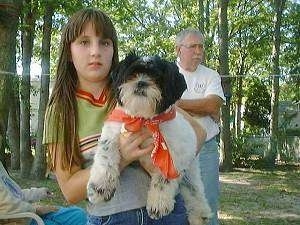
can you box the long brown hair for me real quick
[46,8,118,171]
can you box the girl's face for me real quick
[70,21,114,90]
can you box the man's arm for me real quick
[22,187,52,203]
[0,163,34,214]
[176,94,223,122]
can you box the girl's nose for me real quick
[90,42,101,56]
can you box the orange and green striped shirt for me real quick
[43,89,109,164]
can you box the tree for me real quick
[218,0,232,171]
[7,74,20,169]
[31,0,54,179]
[198,0,205,34]
[227,1,272,137]
[280,1,300,103]
[265,0,286,169]
[0,0,21,168]
[243,77,271,132]
[20,0,37,177]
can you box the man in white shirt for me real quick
[175,28,225,225]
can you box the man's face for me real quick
[177,33,204,72]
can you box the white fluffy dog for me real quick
[87,52,211,225]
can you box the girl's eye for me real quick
[100,39,112,47]
[80,39,89,45]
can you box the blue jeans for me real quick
[30,206,87,225]
[198,137,220,225]
[87,194,188,225]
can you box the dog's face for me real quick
[110,52,187,118]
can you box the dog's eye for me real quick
[130,73,140,80]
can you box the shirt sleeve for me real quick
[0,164,35,215]
[204,71,225,101]
[43,106,62,144]
[22,187,49,203]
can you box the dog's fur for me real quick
[87,52,211,225]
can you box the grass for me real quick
[219,166,300,225]
[10,165,300,225]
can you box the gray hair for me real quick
[175,28,204,46]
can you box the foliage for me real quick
[243,77,271,131]
[279,75,300,102]
[232,134,265,168]
[14,0,299,98]
[228,0,273,77]
[87,0,203,60]
[280,1,300,76]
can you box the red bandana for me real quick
[107,107,179,179]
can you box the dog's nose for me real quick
[137,81,148,88]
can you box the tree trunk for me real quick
[265,0,286,169]
[7,75,20,170]
[0,0,21,169]
[235,76,243,137]
[198,0,205,34]
[218,0,232,172]
[204,0,210,34]
[235,39,246,138]
[31,4,54,179]
[20,0,36,178]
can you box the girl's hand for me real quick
[119,130,153,171]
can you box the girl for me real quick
[44,8,204,225]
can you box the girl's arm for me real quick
[49,143,90,204]
[49,132,153,204]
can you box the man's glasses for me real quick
[181,43,204,50]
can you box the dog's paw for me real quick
[200,208,212,222]
[188,213,211,225]
[87,181,116,203]
[187,202,212,225]
[146,194,175,219]
[87,172,118,203]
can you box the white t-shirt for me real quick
[178,64,225,141]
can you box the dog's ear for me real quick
[168,62,187,100]
[158,60,187,112]
[111,51,139,83]
[110,51,140,104]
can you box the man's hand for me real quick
[210,112,221,123]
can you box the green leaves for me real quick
[243,77,271,130]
